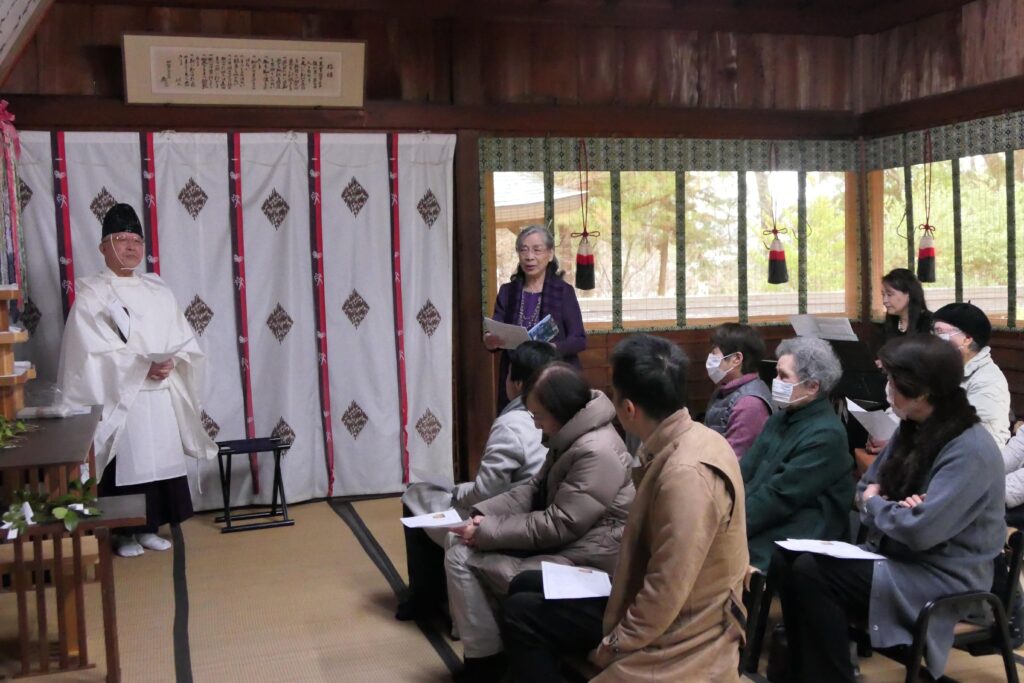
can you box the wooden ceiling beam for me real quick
[2,94,859,139]
[50,0,968,37]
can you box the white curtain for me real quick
[153,132,248,509]
[398,134,455,483]
[18,130,455,508]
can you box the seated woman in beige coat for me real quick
[445,362,635,682]
[500,334,749,683]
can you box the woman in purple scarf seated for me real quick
[484,225,587,408]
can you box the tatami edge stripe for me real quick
[172,524,193,683]
[327,499,462,674]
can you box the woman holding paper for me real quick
[484,225,586,408]
[772,334,1005,682]
[444,363,633,681]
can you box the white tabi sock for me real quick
[136,533,172,551]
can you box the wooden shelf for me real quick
[0,364,35,387]
[0,328,29,344]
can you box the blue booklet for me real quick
[528,315,559,343]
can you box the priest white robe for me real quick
[58,269,217,488]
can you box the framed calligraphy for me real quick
[122,34,366,108]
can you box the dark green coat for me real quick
[740,397,854,569]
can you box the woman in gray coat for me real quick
[773,334,1006,681]
[445,362,634,682]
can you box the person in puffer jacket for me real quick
[445,362,634,682]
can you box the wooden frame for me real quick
[122,33,365,108]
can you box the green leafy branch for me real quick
[2,478,100,536]
[0,416,36,448]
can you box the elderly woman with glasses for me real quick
[484,224,586,408]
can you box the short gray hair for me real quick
[776,337,842,396]
[515,224,555,252]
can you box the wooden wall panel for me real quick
[481,22,532,104]
[961,0,1024,87]
[697,32,738,108]
[528,23,579,106]
[654,29,699,107]
[576,25,618,106]
[617,27,659,106]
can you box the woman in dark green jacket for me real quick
[741,336,855,570]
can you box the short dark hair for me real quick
[522,362,591,426]
[610,334,688,422]
[508,341,560,384]
[709,323,766,374]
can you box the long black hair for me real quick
[875,335,978,500]
[882,268,932,337]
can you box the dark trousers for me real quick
[499,570,607,683]
[773,549,874,683]
[98,457,193,534]
[401,504,447,611]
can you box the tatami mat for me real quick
[3,496,1021,682]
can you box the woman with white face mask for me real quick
[739,336,853,570]
[703,323,774,460]
[772,334,1005,682]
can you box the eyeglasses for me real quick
[517,246,550,256]
[108,234,144,246]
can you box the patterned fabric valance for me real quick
[480,137,858,173]
[865,110,1024,170]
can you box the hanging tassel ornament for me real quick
[572,139,599,290]
[766,227,790,284]
[917,225,936,283]
[916,131,937,283]
[762,143,789,285]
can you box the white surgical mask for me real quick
[705,353,735,385]
[884,381,895,406]
[936,333,951,342]
[771,378,806,408]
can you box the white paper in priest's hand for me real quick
[410,467,454,491]
[776,539,886,561]
[400,508,467,529]
[541,561,612,600]
[483,318,531,350]
[845,398,900,442]
[145,339,191,364]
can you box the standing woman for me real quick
[485,225,586,407]
[880,267,933,342]
[773,334,1006,682]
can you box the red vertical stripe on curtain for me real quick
[387,133,410,484]
[227,132,260,494]
[51,131,75,317]
[140,132,160,275]
[307,133,336,496]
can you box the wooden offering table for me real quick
[1,495,145,682]
[0,405,101,504]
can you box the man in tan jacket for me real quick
[500,334,749,682]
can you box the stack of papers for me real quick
[845,398,900,442]
[790,315,859,342]
[400,509,468,529]
[776,539,886,561]
[541,561,612,599]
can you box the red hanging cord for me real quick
[571,139,599,240]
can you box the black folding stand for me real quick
[215,436,295,533]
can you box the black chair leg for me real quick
[991,599,1021,683]
[746,572,777,673]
